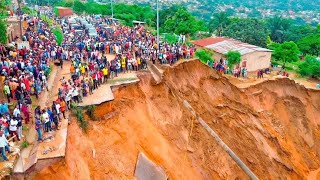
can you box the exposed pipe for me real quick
[182,100,259,180]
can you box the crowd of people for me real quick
[210,58,248,78]
[0,12,196,161]
[0,9,200,161]
[0,14,60,161]
[52,15,196,102]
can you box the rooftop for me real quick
[193,37,272,55]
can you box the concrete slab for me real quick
[13,117,69,173]
[13,144,38,173]
[78,84,114,107]
[135,152,167,180]
[37,118,69,159]
[79,72,139,107]
[0,143,20,177]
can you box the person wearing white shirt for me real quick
[55,102,61,115]
[0,131,11,161]
[72,87,79,103]
[13,106,20,117]
[65,91,72,110]
[9,118,20,141]
[41,110,51,132]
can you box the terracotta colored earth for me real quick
[22,60,320,179]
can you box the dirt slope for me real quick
[31,60,320,179]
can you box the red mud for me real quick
[28,60,320,179]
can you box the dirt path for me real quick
[13,61,71,173]
[26,64,59,143]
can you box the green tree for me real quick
[297,34,320,56]
[73,0,86,13]
[267,42,281,60]
[271,41,300,68]
[284,25,317,42]
[195,49,213,65]
[226,51,241,68]
[298,55,320,78]
[52,28,63,45]
[267,16,292,43]
[208,12,230,36]
[0,20,7,44]
[163,8,206,35]
[266,36,272,46]
[163,33,178,45]
[222,18,269,47]
[0,0,8,44]
[159,5,181,28]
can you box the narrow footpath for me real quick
[13,61,70,174]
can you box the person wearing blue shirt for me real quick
[0,101,9,115]
[47,107,53,131]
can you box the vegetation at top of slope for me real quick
[226,51,241,69]
[298,55,320,78]
[161,7,207,36]
[196,49,214,65]
[0,0,9,44]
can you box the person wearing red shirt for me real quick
[99,70,103,85]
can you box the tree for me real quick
[0,0,8,44]
[226,51,241,68]
[163,8,206,36]
[222,18,269,47]
[271,41,300,68]
[298,55,320,78]
[283,25,317,42]
[208,12,230,36]
[195,49,213,65]
[0,20,6,44]
[267,42,281,60]
[52,28,63,45]
[297,34,320,56]
[266,36,272,46]
[163,33,178,45]
[267,16,292,43]
[73,0,86,13]
[159,5,181,28]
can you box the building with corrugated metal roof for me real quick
[193,37,272,71]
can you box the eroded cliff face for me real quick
[31,60,320,180]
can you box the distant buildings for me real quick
[193,37,272,71]
[110,0,320,25]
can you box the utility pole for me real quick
[111,0,114,19]
[156,0,159,50]
[17,0,23,40]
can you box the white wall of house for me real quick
[195,46,272,72]
[241,51,272,71]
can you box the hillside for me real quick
[24,60,320,179]
[108,0,320,24]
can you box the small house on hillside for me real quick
[193,37,272,71]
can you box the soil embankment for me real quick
[28,60,320,179]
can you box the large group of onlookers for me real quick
[0,13,58,161]
[0,10,199,161]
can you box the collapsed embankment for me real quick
[26,60,320,179]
